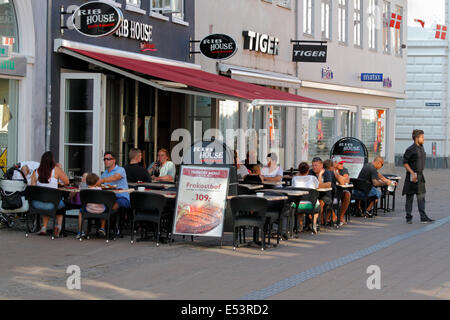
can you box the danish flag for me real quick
[390,13,402,29]
[435,25,447,40]
[414,19,425,28]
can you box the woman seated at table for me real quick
[291,162,320,234]
[261,153,283,183]
[243,164,264,183]
[76,173,119,239]
[234,151,250,179]
[148,148,176,183]
[31,151,69,237]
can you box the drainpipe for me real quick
[45,0,52,152]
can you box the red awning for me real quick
[63,47,333,106]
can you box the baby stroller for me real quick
[0,166,29,228]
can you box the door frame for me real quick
[59,72,106,175]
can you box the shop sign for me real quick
[243,30,279,55]
[361,73,383,82]
[293,44,327,62]
[0,56,26,77]
[383,77,392,88]
[173,166,230,238]
[72,1,123,38]
[321,67,334,79]
[199,34,237,60]
[330,137,368,179]
[425,102,441,107]
[115,19,153,43]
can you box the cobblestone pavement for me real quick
[0,168,449,300]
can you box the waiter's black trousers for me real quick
[405,193,427,220]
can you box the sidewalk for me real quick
[0,168,449,300]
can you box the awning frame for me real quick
[57,43,345,111]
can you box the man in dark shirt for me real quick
[124,148,151,183]
[402,129,434,224]
[355,157,393,217]
[309,157,333,225]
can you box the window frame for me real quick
[382,0,391,54]
[321,0,332,40]
[303,0,314,36]
[353,0,362,47]
[368,0,377,51]
[338,0,348,44]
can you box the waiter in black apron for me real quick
[402,129,434,224]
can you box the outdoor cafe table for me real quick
[238,183,264,191]
[128,182,176,190]
[58,187,135,194]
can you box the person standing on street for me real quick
[403,129,434,224]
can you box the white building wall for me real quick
[395,1,450,167]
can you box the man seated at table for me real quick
[124,148,151,183]
[331,160,351,226]
[261,153,283,183]
[148,149,176,183]
[354,156,393,217]
[96,151,130,209]
[309,157,333,225]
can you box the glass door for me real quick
[60,73,105,177]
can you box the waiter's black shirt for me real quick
[124,163,151,183]
[403,143,426,172]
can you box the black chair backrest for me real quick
[260,191,286,212]
[80,189,117,213]
[237,185,255,195]
[27,186,62,209]
[230,196,268,220]
[284,187,320,207]
[130,192,167,214]
[243,175,263,184]
[350,178,372,195]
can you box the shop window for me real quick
[0,79,18,175]
[219,100,239,139]
[361,109,386,160]
[0,0,19,53]
[307,110,335,161]
[186,95,212,138]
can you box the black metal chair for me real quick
[287,187,320,235]
[26,186,64,239]
[130,192,167,246]
[350,178,377,218]
[243,175,263,185]
[79,189,118,243]
[237,185,256,195]
[261,191,286,246]
[230,196,268,251]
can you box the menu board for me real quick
[331,155,365,179]
[173,166,230,238]
[330,137,368,179]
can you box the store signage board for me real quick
[72,1,123,38]
[173,166,230,238]
[330,137,369,179]
[243,30,279,55]
[0,56,27,77]
[361,73,383,82]
[425,102,441,107]
[200,34,237,60]
[293,44,327,63]
[183,140,234,165]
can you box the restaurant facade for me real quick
[195,0,408,169]
[0,0,46,172]
[50,0,197,175]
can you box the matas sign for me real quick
[293,44,327,63]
